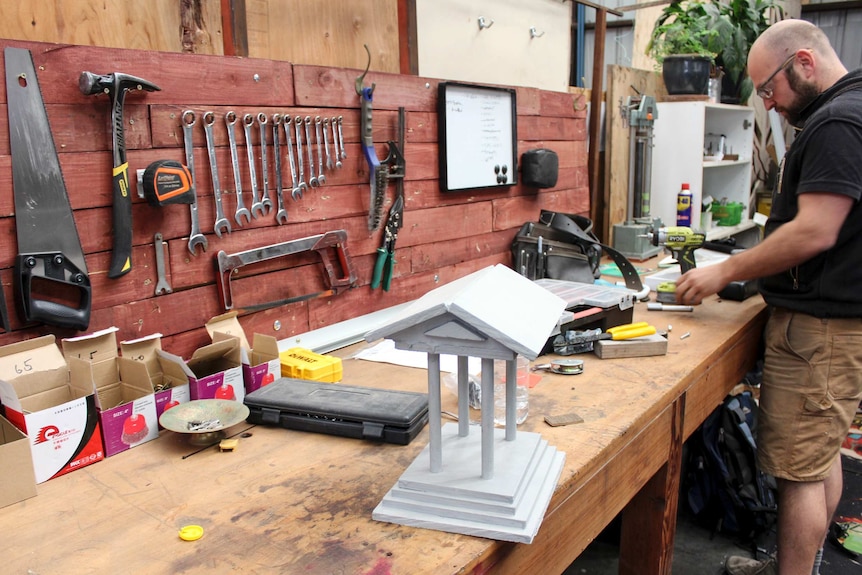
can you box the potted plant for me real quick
[647,0,782,103]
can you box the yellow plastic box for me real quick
[279,348,343,383]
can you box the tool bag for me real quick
[512,210,644,291]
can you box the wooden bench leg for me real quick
[618,394,686,575]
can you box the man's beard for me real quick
[782,66,822,126]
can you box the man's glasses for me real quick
[756,54,796,99]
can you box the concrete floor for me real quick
[562,510,756,575]
[563,453,862,575]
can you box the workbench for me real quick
[0,294,767,575]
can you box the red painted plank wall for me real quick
[0,40,588,358]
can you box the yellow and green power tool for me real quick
[645,226,705,303]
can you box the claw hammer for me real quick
[79,71,160,278]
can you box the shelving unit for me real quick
[649,101,756,241]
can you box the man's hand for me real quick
[674,262,732,305]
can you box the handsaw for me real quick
[6,47,91,331]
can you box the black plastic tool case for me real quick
[243,378,429,445]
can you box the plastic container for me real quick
[711,201,743,226]
[280,347,343,382]
[676,183,693,227]
[493,356,530,426]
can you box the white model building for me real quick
[365,264,567,543]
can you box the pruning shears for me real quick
[371,107,406,291]
[372,194,404,290]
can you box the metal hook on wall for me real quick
[477,16,494,30]
[529,27,545,39]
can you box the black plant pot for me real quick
[720,72,746,104]
[661,55,711,95]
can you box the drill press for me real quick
[612,93,663,261]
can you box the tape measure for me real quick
[138,159,195,206]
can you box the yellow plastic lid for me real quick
[179,525,204,541]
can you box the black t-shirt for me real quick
[759,69,862,317]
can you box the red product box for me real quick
[0,335,103,483]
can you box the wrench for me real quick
[294,116,308,198]
[203,111,231,237]
[314,116,326,185]
[225,111,252,226]
[153,233,172,295]
[304,116,319,188]
[242,114,262,218]
[256,112,273,217]
[181,110,207,255]
[331,116,343,169]
[272,114,288,224]
[323,117,334,171]
[283,116,303,202]
[337,115,347,161]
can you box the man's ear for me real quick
[795,48,816,74]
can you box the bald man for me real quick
[673,18,862,575]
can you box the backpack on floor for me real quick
[685,389,778,542]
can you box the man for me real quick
[674,18,862,575]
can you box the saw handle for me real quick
[15,253,92,331]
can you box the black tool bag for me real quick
[511,210,644,291]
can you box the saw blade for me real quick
[6,47,91,330]
[6,47,88,272]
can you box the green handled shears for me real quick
[372,194,404,291]
[371,107,406,292]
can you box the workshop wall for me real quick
[0,39,588,359]
[0,1,401,73]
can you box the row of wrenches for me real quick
[180,110,348,252]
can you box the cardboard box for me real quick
[159,336,245,402]
[119,334,190,427]
[206,312,280,394]
[0,413,37,508]
[63,328,160,457]
[0,335,103,483]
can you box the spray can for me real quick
[677,183,692,227]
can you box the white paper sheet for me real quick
[356,339,482,374]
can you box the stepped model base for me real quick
[373,422,565,543]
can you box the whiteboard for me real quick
[438,82,517,192]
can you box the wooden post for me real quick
[219,0,248,57]
[588,7,607,241]
[573,0,623,243]
[397,0,418,75]
[619,393,686,575]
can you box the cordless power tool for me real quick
[644,226,705,303]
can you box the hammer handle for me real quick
[107,88,132,278]
[108,160,133,277]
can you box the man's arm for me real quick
[674,192,854,305]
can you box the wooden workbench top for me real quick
[0,294,767,575]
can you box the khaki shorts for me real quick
[759,307,862,482]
